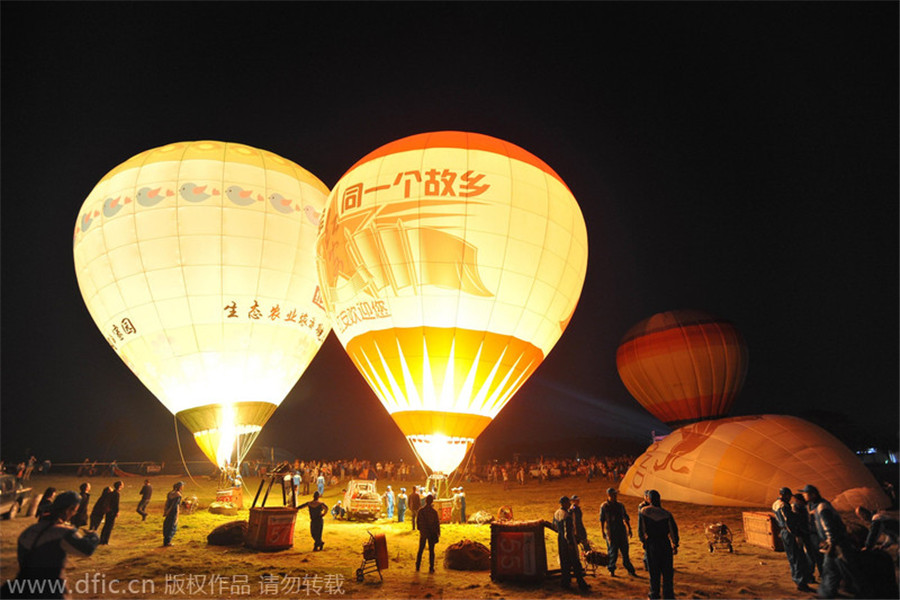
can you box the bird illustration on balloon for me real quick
[226,185,261,206]
[136,187,173,207]
[102,196,131,218]
[179,182,220,203]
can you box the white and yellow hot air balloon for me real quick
[316,131,588,474]
[73,141,330,469]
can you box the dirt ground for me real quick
[0,473,888,599]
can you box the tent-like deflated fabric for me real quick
[616,310,748,426]
[619,414,889,511]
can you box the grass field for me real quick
[0,473,877,599]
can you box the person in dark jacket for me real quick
[136,480,152,521]
[553,495,590,591]
[5,491,99,599]
[638,490,679,600]
[408,487,421,531]
[88,485,111,532]
[298,491,329,551]
[791,492,823,580]
[571,495,589,550]
[801,484,867,599]
[600,487,636,577]
[70,483,90,528]
[162,481,184,546]
[415,494,441,573]
[773,486,814,591]
[98,481,122,545]
[36,488,57,521]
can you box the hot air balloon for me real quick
[316,131,588,474]
[616,310,748,426]
[73,141,330,469]
[618,414,890,511]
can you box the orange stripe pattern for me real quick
[616,310,748,425]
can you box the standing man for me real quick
[408,486,421,531]
[772,486,813,591]
[88,484,111,532]
[396,488,408,523]
[600,487,636,577]
[553,496,590,592]
[162,481,184,547]
[136,479,152,522]
[571,495,590,550]
[638,490,679,600]
[383,485,395,519]
[71,483,91,528]
[316,471,326,498]
[299,491,329,551]
[415,495,441,573]
[791,493,822,580]
[99,481,122,545]
[457,486,467,524]
[450,488,461,524]
[800,484,866,598]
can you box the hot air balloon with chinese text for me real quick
[73,141,330,469]
[616,309,749,426]
[316,131,588,474]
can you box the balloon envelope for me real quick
[316,131,588,473]
[619,414,890,511]
[616,310,748,426]
[73,141,330,467]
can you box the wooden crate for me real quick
[742,511,784,551]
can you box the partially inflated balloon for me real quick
[316,131,588,473]
[619,415,889,510]
[73,141,330,468]
[617,310,748,426]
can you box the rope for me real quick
[174,414,201,487]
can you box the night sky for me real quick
[2,3,897,467]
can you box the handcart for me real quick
[580,542,607,576]
[356,531,388,582]
[705,522,734,553]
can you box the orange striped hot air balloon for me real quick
[316,131,588,474]
[616,310,748,426]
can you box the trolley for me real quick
[356,531,389,582]
[705,522,734,553]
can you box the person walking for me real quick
[98,481,122,545]
[773,486,814,591]
[316,472,326,497]
[638,490,679,600]
[4,492,99,599]
[553,495,590,592]
[70,483,90,528]
[136,479,152,522]
[299,491,329,551]
[408,487,421,531]
[397,488,408,523]
[415,495,441,573]
[600,487,637,576]
[162,481,184,547]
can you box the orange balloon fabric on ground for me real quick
[619,414,890,511]
[617,310,749,426]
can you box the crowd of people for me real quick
[4,449,898,600]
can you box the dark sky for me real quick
[2,3,897,466]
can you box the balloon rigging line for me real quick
[173,414,201,488]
